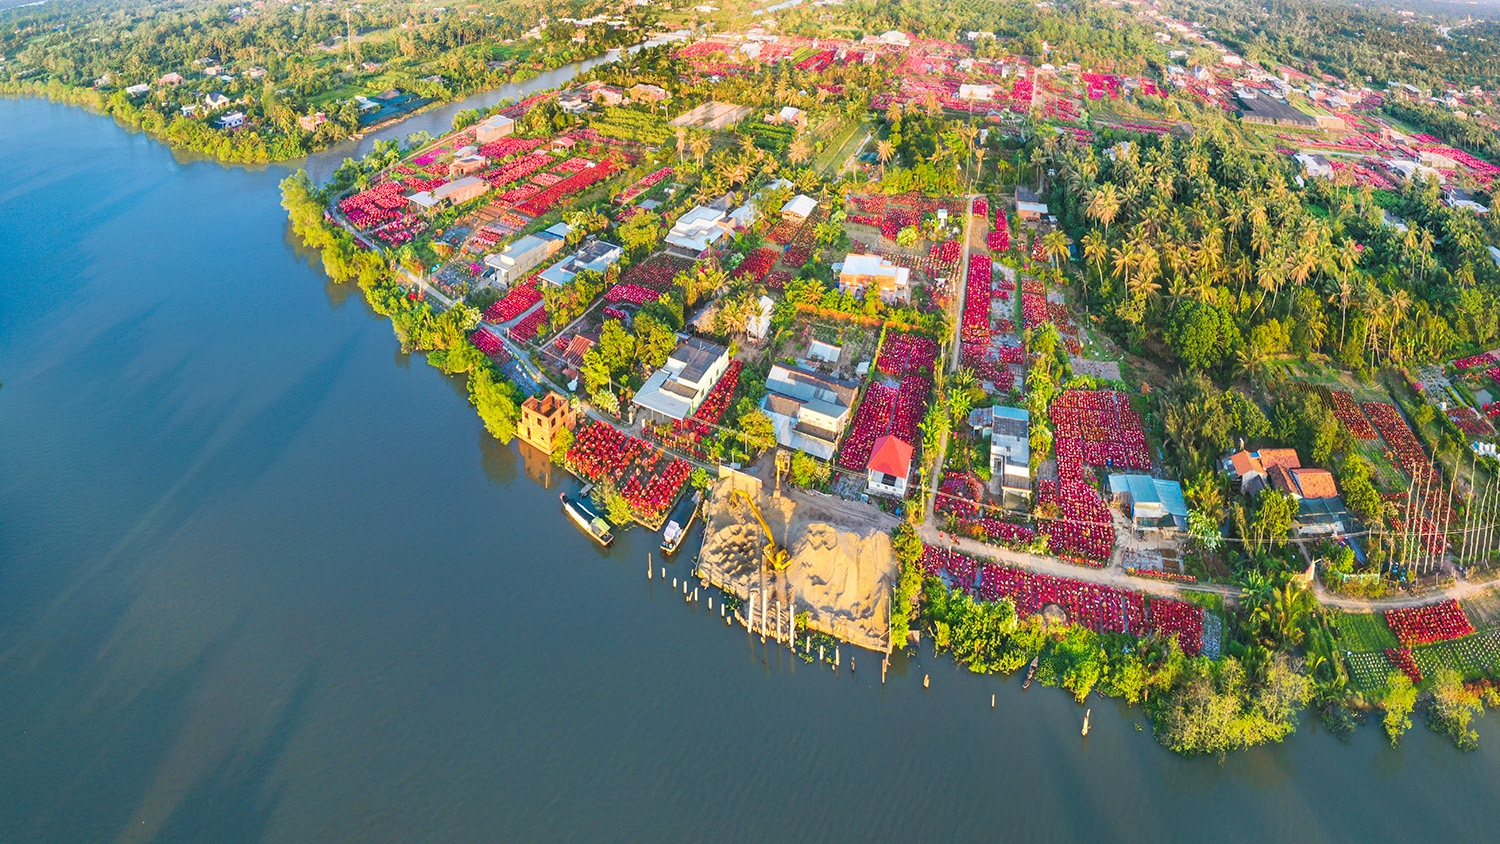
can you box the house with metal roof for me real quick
[760,364,860,461]
[1108,473,1188,535]
[631,337,732,425]
[538,239,622,287]
[484,231,566,288]
[982,406,1032,503]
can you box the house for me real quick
[1015,186,1049,221]
[760,364,860,460]
[1296,497,1353,537]
[298,112,328,132]
[484,226,569,287]
[628,83,672,103]
[449,154,488,178]
[1290,468,1339,499]
[986,406,1032,502]
[632,337,733,425]
[1224,447,1301,496]
[867,435,914,497]
[215,111,246,129]
[473,113,515,143]
[1108,474,1189,534]
[551,136,577,151]
[410,175,490,213]
[125,83,150,96]
[204,92,231,110]
[838,254,911,303]
[958,83,996,101]
[538,239,623,287]
[1236,91,1318,128]
[592,85,625,106]
[1443,186,1490,214]
[665,204,734,255]
[1293,152,1334,179]
[518,391,577,453]
[159,72,186,87]
[774,105,806,126]
[558,93,590,114]
[782,194,817,223]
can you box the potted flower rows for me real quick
[604,283,662,306]
[469,327,508,361]
[876,332,939,377]
[621,253,693,291]
[980,519,1036,546]
[516,161,616,217]
[478,137,545,160]
[566,419,692,522]
[961,255,992,345]
[615,166,673,205]
[733,247,780,281]
[484,284,542,322]
[1453,352,1497,370]
[836,383,897,470]
[987,206,1010,252]
[1311,386,1379,439]
[1386,600,1475,646]
[508,307,548,344]
[936,472,984,520]
[1447,405,1493,435]
[1386,647,1422,684]
[920,548,1206,655]
[783,213,821,267]
[973,197,988,219]
[1036,479,1116,561]
[1362,401,1434,481]
[482,152,552,190]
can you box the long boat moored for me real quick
[660,491,700,555]
[561,492,614,546]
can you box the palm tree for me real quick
[1338,278,1353,347]
[1085,182,1121,235]
[1387,287,1411,361]
[1111,241,1137,292]
[690,133,710,168]
[1042,229,1069,270]
[788,135,811,167]
[876,139,894,178]
[1081,230,1108,278]
[674,126,687,164]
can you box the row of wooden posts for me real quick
[649,552,891,681]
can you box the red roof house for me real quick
[867,435,913,496]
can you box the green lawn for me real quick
[1332,610,1400,652]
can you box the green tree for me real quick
[469,366,520,443]
[1428,668,1484,751]
[1380,670,1418,746]
[1167,300,1238,371]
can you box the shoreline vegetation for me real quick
[0,0,647,163]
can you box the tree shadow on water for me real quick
[150,666,321,844]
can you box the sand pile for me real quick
[698,472,898,652]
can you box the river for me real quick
[0,71,1498,844]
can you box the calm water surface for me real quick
[1,93,1497,844]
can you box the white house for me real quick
[782,194,817,223]
[665,205,734,255]
[215,111,246,129]
[631,337,732,424]
[538,239,623,287]
[204,91,230,110]
[867,435,913,497]
[958,83,995,101]
[125,83,151,96]
[473,113,516,143]
[760,364,860,460]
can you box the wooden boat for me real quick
[1082,708,1091,736]
[561,492,614,546]
[1022,655,1039,690]
[659,490,701,555]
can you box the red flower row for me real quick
[1386,600,1473,646]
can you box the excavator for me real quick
[730,488,790,571]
